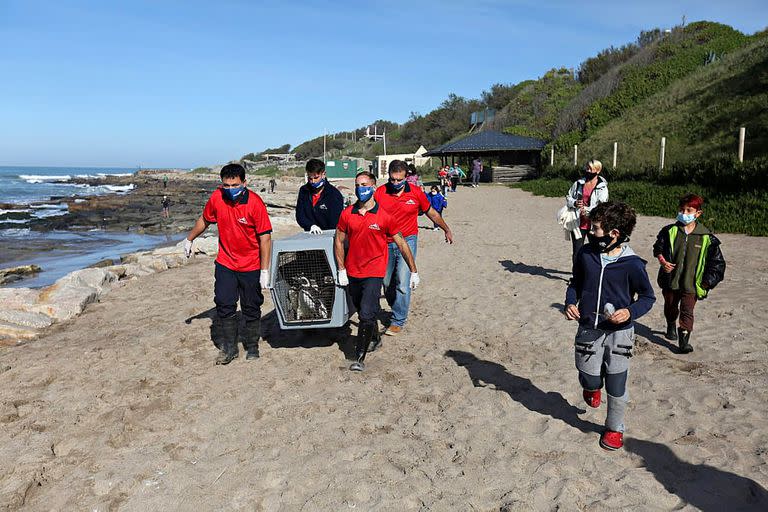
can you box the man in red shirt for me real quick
[184,163,273,365]
[335,171,418,371]
[374,160,453,335]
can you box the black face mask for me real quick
[589,232,628,253]
[584,171,598,181]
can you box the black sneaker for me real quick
[349,360,365,372]
[215,351,238,365]
[246,349,260,360]
[367,338,382,353]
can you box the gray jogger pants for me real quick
[574,326,634,432]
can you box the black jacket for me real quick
[652,222,726,297]
[295,182,344,231]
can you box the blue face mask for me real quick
[677,212,696,225]
[222,186,244,201]
[355,185,374,203]
[309,178,325,189]
[389,180,406,191]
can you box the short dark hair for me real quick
[306,158,325,174]
[355,171,376,184]
[220,163,246,181]
[590,201,637,236]
[679,193,704,210]
[388,160,408,175]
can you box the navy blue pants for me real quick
[348,276,382,328]
[214,262,264,321]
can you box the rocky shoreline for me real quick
[0,171,353,343]
[1,170,309,234]
[0,171,312,274]
[0,235,220,344]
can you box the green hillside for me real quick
[571,35,768,170]
[245,21,766,175]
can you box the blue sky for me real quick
[1,0,765,168]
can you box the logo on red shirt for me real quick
[405,199,416,205]
[237,217,247,224]
[369,223,381,230]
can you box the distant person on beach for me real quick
[428,185,447,231]
[269,178,277,193]
[471,158,483,188]
[438,165,449,195]
[566,159,608,263]
[375,160,453,336]
[163,175,168,189]
[334,171,418,372]
[406,164,418,184]
[448,164,465,192]
[295,158,344,234]
[184,163,272,365]
[652,193,726,353]
[161,195,171,218]
[564,201,655,451]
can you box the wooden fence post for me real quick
[660,137,666,170]
[738,127,746,162]
[550,147,554,166]
[612,142,618,169]
[573,145,578,166]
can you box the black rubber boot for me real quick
[215,316,239,365]
[243,319,260,360]
[665,322,678,341]
[678,327,694,354]
[367,320,382,353]
[350,323,374,372]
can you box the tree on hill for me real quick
[487,69,582,139]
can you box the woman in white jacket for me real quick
[566,159,609,262]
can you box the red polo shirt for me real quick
[374,182,431,241]
[203,188,272,272]
[336,202,398,278]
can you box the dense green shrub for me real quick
[512,177,768,235]
[541,156,768,192]
[581,22,748,138]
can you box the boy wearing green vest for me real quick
[653,194,726,353]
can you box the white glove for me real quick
[184,239,193,258]
[309,225,322,235]
[260,269,270,289]
[409,272,420,290]
[337,268,349,287]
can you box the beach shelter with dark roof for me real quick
[424,130,547,182]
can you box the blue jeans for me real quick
[383,235,418,327]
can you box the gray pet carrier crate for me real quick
[269,230,351,330]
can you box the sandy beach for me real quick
[1,184,767,511]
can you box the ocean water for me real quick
[0,165,138,205]
[0,165,137,230]
[1,229,183,288]
[0,166,184,288]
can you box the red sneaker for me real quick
[583,389,601,408]
[600,430,624,451]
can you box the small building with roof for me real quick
[375,145,432,180]
[424,131,546,183]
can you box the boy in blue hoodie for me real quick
[427,185,447,230]
[564,201,655,451]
